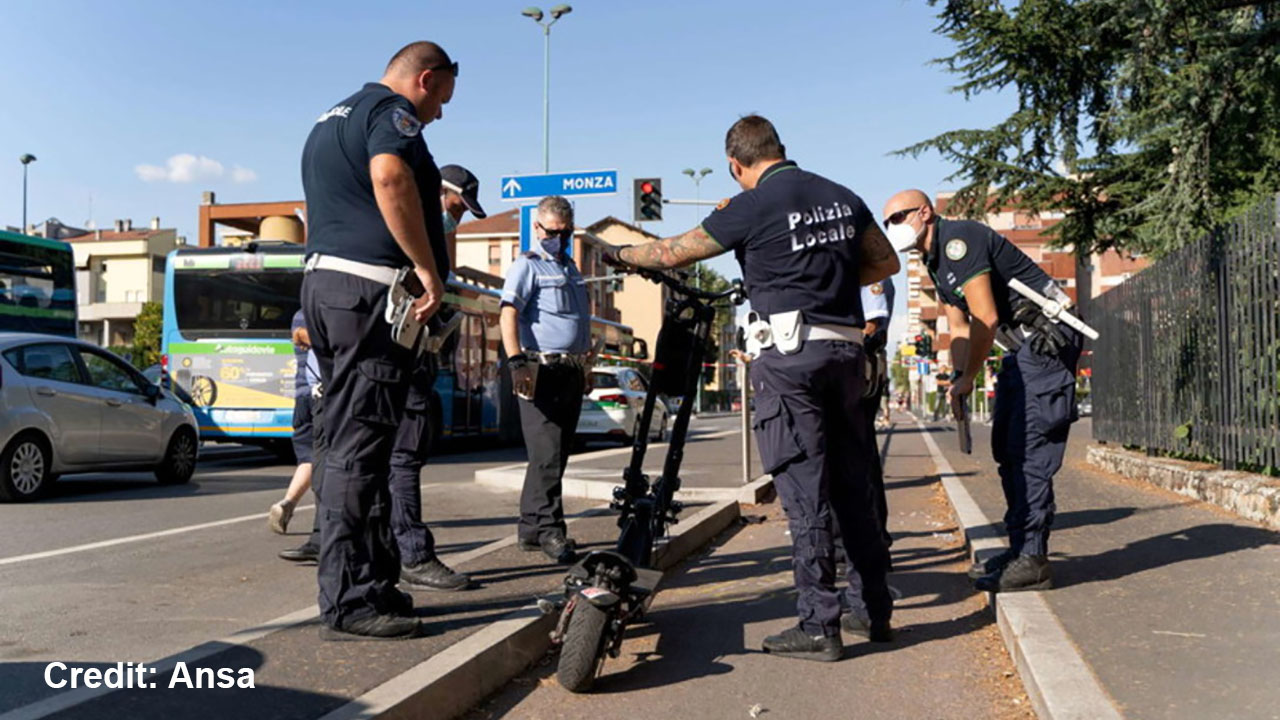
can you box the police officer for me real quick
[606,116,901,662]
[300,41,456,640]
[389,164,486,592]
[882,189,1082,592]
[500,195,592,565]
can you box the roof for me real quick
[64,229,172,243]
[457,209,519,236]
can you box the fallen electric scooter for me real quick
[543,267,745,693]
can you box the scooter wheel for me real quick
[557,601,609,692]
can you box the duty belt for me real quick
[529,351,590,368]
[801,324,864,344]
[304,254,400,286]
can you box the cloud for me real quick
[134,154,255,184]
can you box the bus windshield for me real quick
[173,268,301,339]
[0,232,76,337]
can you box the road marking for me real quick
[916,419,1123,720]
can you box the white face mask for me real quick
[886,222,922,252]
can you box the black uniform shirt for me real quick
[301,83,447,272]
[926,218,1055,324]
[700,161,875,326]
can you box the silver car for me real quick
[0,333,199,502]
[577,366,669,444]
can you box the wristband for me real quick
[507,353,529,370]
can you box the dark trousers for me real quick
[305,374,438,567]
[836,384,892,610]
[387,358,438,566]
[302,269,409,628]
[517,363,584,543]
[991,335,1082,557]
[752,341,891,637]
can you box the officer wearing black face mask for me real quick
[605,115,901,662]
[882,189,1083,593]
[499,195,593,565]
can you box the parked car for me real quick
[577,366,669,444]
[0,333,199,501]
[142,364,196,407]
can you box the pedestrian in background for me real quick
[268,310,321,535]
[499,195,592,565]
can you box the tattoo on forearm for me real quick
[622,227,722,269]
[861,225,895,266]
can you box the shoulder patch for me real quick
[945,238,968,261]
[716,197,731,211]
[391,107,422,138]
[869,282,884,295]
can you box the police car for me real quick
[576,366,668,444]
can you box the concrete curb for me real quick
[917,421,1123,720]
[475,465,774,505]
[1087,445,1280,530]
[319,498,743,720]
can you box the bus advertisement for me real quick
[0,230,76,337]
[161,243,638,450]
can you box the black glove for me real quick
[506,353,530,370]
[1012,297,1069,356]
[602,244,633,268]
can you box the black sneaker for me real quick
[840,609,895,643]
[401,559,472,592]
[967,548,1016,580]
[518,537,541,552]
[761,627,843,662]
[279,542,318,563]
[975,554,1052,593]
[319,613,425,641]
[539,535,578,564]
[384,589,416,617]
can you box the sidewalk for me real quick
[465,423,1034,720]
[925,415,1280,719]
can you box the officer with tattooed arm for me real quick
[881,189,1082,593]
[606,115,900,662]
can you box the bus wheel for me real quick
[156,428,198,485]
[0,432,53,502]
[190,376,217,407]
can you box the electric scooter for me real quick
[545,267,745,692]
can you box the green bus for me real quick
[0,230,77,337]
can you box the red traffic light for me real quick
[640,181,655,194]
[914,335,923,342]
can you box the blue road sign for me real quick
[500,169,618,201]
[917,361,931,376]
[519,203,573,257]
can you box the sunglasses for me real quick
[428,60,459,77]
[536,221,573,239]
[882,206,921,230]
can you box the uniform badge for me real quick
[870,282,884,295]
[945,238,968,261]
[716,197,731,211]
[391,107,422,138]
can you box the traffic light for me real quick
[634,178,663,222]
[913,334,925,356]
[913,334,934,359]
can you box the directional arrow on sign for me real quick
[502,178,522,197]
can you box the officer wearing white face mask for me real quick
[882,189,1082,594]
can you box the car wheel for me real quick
[156,428,198,485]
[0,433,53,502]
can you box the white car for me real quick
[577,366,669,444]
[0,333,199,502]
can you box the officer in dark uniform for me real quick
[606,115,901,662]
[882,189,1082,592]
[300,41,456,640]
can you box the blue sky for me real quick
[0,0,1013,345]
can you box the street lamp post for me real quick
[522,5,573,173]
[19,154,37,233]
[682,168,712,413]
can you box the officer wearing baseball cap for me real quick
[606,115,900,662]
[300,40,456,640]
[882,189,1082,592]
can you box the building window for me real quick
[511,244,518,261]
[488,243,501,264]
[152,256,166,274]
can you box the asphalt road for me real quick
[0,417,741,716]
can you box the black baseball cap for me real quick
[440,164,486,219]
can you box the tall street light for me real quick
[19,154,37,233]
[522,5,573,174]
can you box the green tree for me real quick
[132,301,164,369]
[900,1,1280,257]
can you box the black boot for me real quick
[401,558,472,591]
[278,542,318,563]
[319,614,425,641]
[967,548,1016,580]
[762,627,843,662]
[975,554,1051,592]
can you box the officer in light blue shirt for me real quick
[499,195,591,564]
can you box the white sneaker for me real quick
[268,500,295,534]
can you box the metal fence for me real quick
[1092,194,1280,472]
